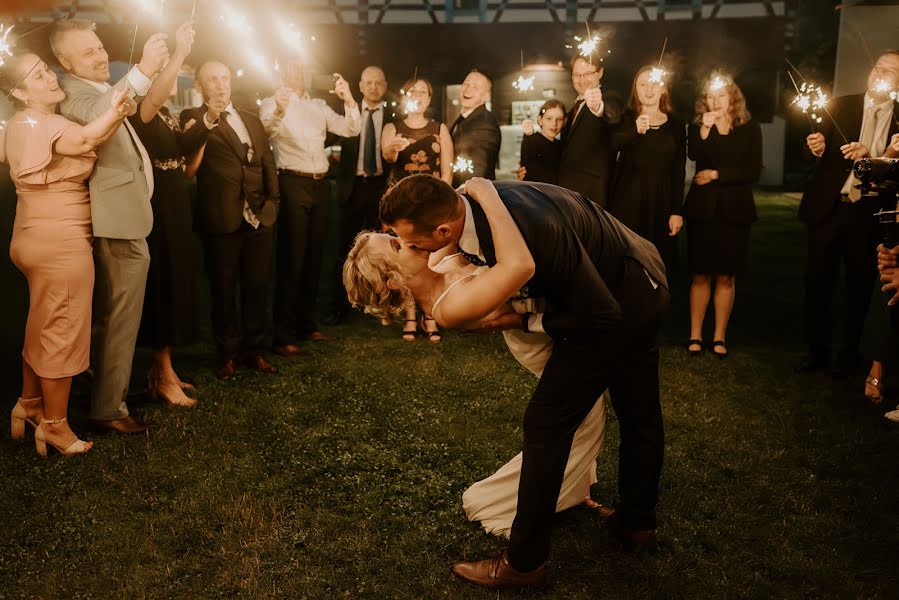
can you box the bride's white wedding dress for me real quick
[430,267,607,538]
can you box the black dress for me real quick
[129,106,210,348]
[682,121,762,275]
[388,119,442,185]
[609,115,686,271]
[520,133,561,185]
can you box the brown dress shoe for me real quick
[609,516,658,553]
[451,550,546,589]
[245,355,278,373]
[217,358,237,380]
[272,344,308,358]
[582,497,617,519]
[302,331,335,342]
[88,416,149,435]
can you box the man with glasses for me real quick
[557,55,622,208]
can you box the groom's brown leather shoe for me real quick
[609,516,658,553]
[451,550,546,589]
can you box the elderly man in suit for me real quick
[450,69,502,188]
[53,19,169,435]
[796,50,899,378]
[324,66,389,325]
[557,55,622,208]
[181,61,281,380]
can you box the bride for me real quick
[343,177,613,537]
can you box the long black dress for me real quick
[129,106,211,348]
[609,114,686,271]
[520,133,561,185]
[682,120,762,275]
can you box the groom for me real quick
[380,175,669,588]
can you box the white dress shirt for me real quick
[356,102,384,176]
[841,93,895,198]
[75,67,154,196]
[259,91,361,174]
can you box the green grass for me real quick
[1,189,898,598]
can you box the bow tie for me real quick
[459,247,486,267]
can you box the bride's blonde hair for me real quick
[343,232,411,324]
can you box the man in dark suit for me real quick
[450,69,502,187]
[324,66,390,325]
[557,55,622,208]
[381,175,669,589]
[182,61,280,380]
[796,51,899,377]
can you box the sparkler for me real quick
[789,76,827,128]
[0,25,14,67]
[403,98,420,114]
[784,58,849,145]
[648,37,668,86]
[708,74,729,92]
[20,115,38,128]
[873,78,898,101]
[512,49,534,93]
[452,156,474,174]
[566,21,609,64]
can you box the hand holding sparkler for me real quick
[521,119,534,136]
[584,86,603,115]
[273,86,291,117]
[888,133,899,156]
[636,114,651,135]
[173,21,196,60]
[387,133,411,154]
[137,32,169,78]
[330,73,356,108]
[806,132,826,157]
[111,88,138,117]
[701,111,718,128]
[840,141,870,161]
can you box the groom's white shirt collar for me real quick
[458,194,485,262]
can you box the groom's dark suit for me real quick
[465,180,669,571]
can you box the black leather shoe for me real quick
[794,352,827,374]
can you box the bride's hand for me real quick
[464,177,499,204]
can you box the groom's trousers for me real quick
[508,259,669,572]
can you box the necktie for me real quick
[572,98,586,124]
[363,108,377,176]
[458,247,487,267]
[451,114,465,137]
[849,105,881,202]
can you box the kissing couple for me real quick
[344,174,669,589]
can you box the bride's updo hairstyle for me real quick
[343,231,411,324]
[379,173,462,233]
[0,53,34,108]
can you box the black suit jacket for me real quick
[451,104,501,187]
[557,95,622,208]
[335,109,394,204]
[466,181,667,340]
[799,94,899,224]
[181,106,280,235]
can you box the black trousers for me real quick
[274,174,330,345]
[202,222,273,359]
[507,259,669,572]
[330,175,387,314]
[803,199,879,357]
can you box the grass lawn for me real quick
[1,189,897,598]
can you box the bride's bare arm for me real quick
[433,178,534,328]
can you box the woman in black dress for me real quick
[518,99,566,184]
[129,22,215,406]
[609,66,686,272]
[683,73,762,358]
[381,77,454,341]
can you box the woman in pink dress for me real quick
[2,53,134,457]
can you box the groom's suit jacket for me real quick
[466,180,667,340]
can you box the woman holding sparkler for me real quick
[2,53,136,456]
[518,99,566,185]
[609,65,686,272]
[128,21,215,408]
[381,77,454,342]
[683,73,761,358]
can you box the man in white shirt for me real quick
[54,19,169,435]
[259,60,361,354]
[325,65,389,325]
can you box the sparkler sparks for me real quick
[512,74,535,93]
[452,156,474,174]
[219,9,252,35]
[648,67,667,86]
[575,34,600,59]
[791,82,827,124]
[403,98,420,113]
[20,115,38,128]
[709,75,730,92]
[0,25,14,67]
[873,78,898,100]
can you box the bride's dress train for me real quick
[462,300,608,538]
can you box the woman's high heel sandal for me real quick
[34,418,92,458]
[865,375,884,404]
[420,315,441,343]
[10,396,43,440]
[402,319,418,342]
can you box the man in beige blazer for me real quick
[52,20,168,434]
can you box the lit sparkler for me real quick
[452,155,474,174]
[709,74,730,92]
[791,81,827,125]
[0,25,14,67]
[575,34,600,59]
[0,120,6,132]
[873,78,898,100]
[648,67,667,86]
[513,74,535,93]
[404,98,420,113]
[219,8,252,35]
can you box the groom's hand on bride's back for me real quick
[461,177,494,200]
[474,312,523,333]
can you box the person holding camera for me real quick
[259,59,361,357]
[796,51,899,378]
